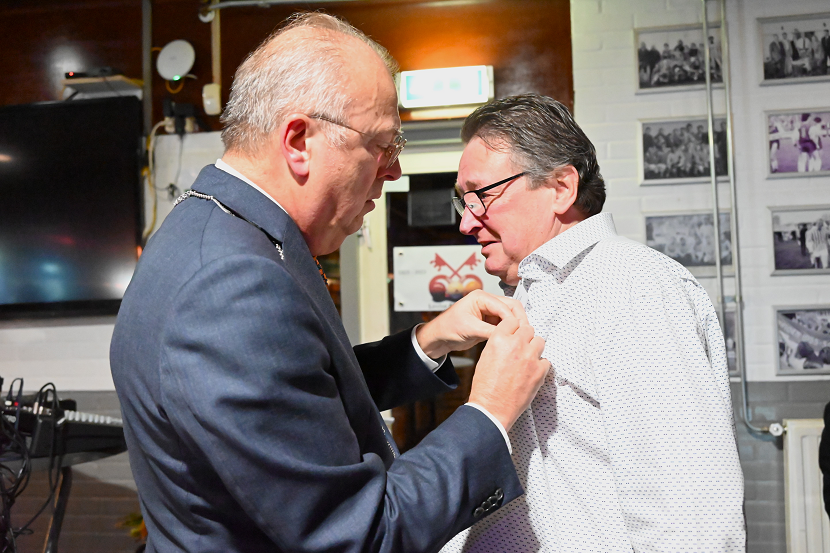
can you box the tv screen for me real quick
[0,96,143,318]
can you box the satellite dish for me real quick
[157,40,195,81]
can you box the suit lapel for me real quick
[190,165,357,361]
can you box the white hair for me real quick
[221,12,398,155]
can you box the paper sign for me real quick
[393,245,503,312]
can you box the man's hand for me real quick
[415,290,525,359]
[468,317,549,432]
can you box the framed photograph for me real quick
[759,13,830,85]
[771,205,830,274]
[635,24,723,92]
[645,211,732,277]
[776,306,830,375]
[766,109,830,177]
[639,117,729,185]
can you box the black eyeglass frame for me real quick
[309,113,406,168]
[452,172,527,217]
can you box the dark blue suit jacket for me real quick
[110,165,521,552]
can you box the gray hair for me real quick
[461,94,606,217]
[221,12,398,155]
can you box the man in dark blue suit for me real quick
[110,12,549,553]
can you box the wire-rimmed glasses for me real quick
[452,172,527,217]
[309,114,406,168]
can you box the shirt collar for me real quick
[215,158,288,215]
[517,212,617,279]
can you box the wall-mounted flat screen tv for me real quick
[0,96,143,319]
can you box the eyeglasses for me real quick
[309,114,406,168]
[452,172,526,217]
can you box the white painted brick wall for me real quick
[0,319,117,391]
[571,0,830,381]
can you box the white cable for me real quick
[142,120,165,240]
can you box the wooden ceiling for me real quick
[0,0,572,128]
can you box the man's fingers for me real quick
[494,314,521,335]
[483,314,501,326]
[491,314,539,342]
[464,318,500,341]
[471,291,526,324]
[508,317,537,342]
[530,335,546,357]
[487,297,528,324]
[472,315,546,344]
[494,296,527,320]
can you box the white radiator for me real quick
[785,418,830,553]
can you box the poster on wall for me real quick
[776,306,830,375]
[645,212,732,277]
[771,205,830,275]
[759,13,830,85]
[766,109,830,177]
[635,24,723,92]
[639,117,728,185]
[392,245,503,312]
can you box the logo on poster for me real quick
[428,253,483,303]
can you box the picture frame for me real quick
[635,24,723,93]
[639,117,729,185]
[759,13,830,85]
[766,108,830,177]
[770,205,830,274]
[775,305,830,375]
[645,211,732,278]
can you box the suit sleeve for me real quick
[161,254,521,553]
[355,329,460,412]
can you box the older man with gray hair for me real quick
[111,14,550,553]
[443,94,745,552]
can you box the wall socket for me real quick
[163,115,197,134]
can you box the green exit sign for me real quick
[397,66,494,109]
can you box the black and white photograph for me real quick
[640,118,728,184]
[645,212,732,277]
[636,24,723,91]
[760,13,830,84]
[777,307,830,375]
[767,109,830,176]
[771,206,830,274]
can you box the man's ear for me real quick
[280,115,312,179]
[551,165,579,215]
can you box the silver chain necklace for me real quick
[174,189,284,260]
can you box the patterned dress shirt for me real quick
[442,213,745,552]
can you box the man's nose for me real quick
[458,207,482,236]
[379,157,403,182]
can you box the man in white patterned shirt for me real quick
[443,94,745,552]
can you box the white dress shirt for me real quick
[442,213,744,552]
